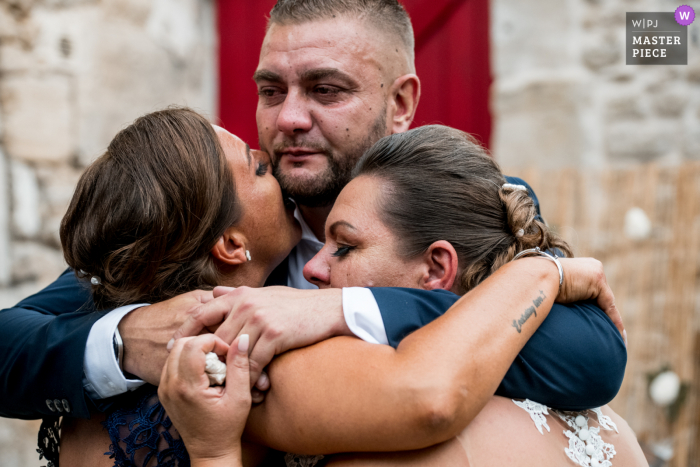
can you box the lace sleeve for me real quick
[102,385,189,467]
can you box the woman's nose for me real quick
[303,247,331,288]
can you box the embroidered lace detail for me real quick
[591,407,619,433]
[37,416,61,467]
[284,453,325,467]
[103,386,189,467]
[512,399,550,434]
[553,410,616,467]
[514,400,618,467]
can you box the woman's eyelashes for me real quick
[331,245,355,257]
[255,162,269,176]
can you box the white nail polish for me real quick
[238,334,250,353]
[167,338,175,351]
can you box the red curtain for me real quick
[217,0,491,149]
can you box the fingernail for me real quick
[623,330,628,347]
[257,372,269,387]
[167,338,175,351]
[238,334,249,353]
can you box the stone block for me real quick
[10,160,41,239]
[0,149,11,287]
[0,4,96,74]
[0,4,20,40]
[492,80,585,168]
[606,95,645,120]
[35,165,82,245]
[606,121,676,163]
[74,0,216,165]
[492,0,577,77]
[651,91,687,117]
[582,33,621,70]
[10,241,66,285]
[0,418,42,467]
[684,127,700,160]
[0,73,76,163]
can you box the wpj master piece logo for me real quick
[626,6,694,65]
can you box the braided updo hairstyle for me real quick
[353,125,572,294]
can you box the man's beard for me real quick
[272,111,387,208]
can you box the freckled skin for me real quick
[303,176,424,288]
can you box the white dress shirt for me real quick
[83,207,388,399]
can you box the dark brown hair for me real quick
[354,125,572,294]
[269,0,415,68]
[60,107,241,310]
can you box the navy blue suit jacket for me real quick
[0,177,626,419]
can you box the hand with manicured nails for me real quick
[158,334,252,467]
[169,286,350,392]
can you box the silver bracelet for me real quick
[512,247,564,293]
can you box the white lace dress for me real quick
[512,399,619,467]
[283,399,620,467]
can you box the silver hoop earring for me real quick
[245,250,252,261]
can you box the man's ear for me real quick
[211,226,248,266]
[388,74,421,134]
[419,240,459,291]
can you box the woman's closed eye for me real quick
[256,162,269,176]
[332,245,355,257]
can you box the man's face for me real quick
[254,17,392,208]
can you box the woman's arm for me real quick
[244,258,563,454]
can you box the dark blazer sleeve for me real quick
[0,269,100,419]
[371,287,626,410]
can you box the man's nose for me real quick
[277,89,313,136]
[303,247,331,288]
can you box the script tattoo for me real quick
[512,290,547,333]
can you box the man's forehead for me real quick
[258,18,386,75]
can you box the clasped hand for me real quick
[170,286,348,399]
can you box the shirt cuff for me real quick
[342,287,389,345]
[83,303,149,399]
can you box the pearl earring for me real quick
[245,250,251,261]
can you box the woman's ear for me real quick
[211,226,248,266]
[419,240,458,291]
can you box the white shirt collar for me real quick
[294,206,323,247]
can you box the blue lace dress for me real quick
[101,385,189,467]
[98,385,319,467]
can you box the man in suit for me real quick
[0,0,625,421]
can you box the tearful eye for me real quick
[256,162,269,176]
[332,245,354,257]
[316,86,337,94]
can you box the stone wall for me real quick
[0,0,216,464]
[491,0,700,169]
[0,0,216,306]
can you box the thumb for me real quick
[225,335,251,400]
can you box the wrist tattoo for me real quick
[512,290,546,333]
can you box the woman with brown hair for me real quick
[58,110,630,467]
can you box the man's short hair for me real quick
[269,0,415,69]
